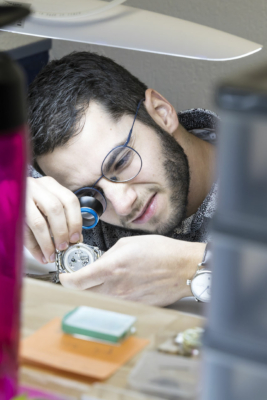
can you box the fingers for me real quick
[24,224,47,264]
[59,256,113,290]
[35,177,82,247]
[62,193,83,244]
[59,239,130,291]
[26,197,55,262]
[26,177,83,263]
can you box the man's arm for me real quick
[59,235,206,306]
[26,176,206,306]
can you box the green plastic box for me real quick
[62,306,136,343]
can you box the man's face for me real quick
[38,101,190,234]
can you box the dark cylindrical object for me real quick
[75,187,107,229]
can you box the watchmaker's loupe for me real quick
[75,187,107,229]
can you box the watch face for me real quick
[62,244,96,273]
[191,271,212,303]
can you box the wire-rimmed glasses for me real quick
[93,98,144,186]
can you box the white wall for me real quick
[51,0,267,113]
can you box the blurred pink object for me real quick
[0,53,28,400]
[19,385,66,400]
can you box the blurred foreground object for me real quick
[202,65,267,399]
[0,5,30,400]
[0,4,29,27]
[0,0,262,61]
[129,350,200,399]
[157,326,204,356]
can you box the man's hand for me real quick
[25,177,83,264]
[59,236,206,306]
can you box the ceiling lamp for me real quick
[0,0,262,61]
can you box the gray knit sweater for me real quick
[30,108,218,251]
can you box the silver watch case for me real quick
[56,243,104,275]
[187,268,212,303]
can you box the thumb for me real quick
[59,254,111,290]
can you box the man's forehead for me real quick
[37,102,133,189]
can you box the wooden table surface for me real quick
[20,278,204,399]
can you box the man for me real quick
[26,51,217,306]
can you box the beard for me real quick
[119,125,190,235]
[147,126,190,235]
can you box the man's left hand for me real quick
[59,235,206,306]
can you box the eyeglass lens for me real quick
[102,145,142,182]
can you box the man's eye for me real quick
[114,151,131,171]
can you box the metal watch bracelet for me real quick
[26,243,104,284]
[55,244,104,276]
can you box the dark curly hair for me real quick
[28,51,160,173]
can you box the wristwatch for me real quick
[26,243,104,284]
[56,242,104,275]
[186,243,212,303]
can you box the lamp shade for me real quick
[0,5,30,28]
[0,0,262,61]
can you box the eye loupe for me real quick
[75,187,107,229]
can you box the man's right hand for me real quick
[25,177,83,264]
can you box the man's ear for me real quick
[144,89,179,135]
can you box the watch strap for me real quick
[97,249,105,258]
[56,249,64,274]
[56,244,104,275]
[25,245,103,284]
[198,242,212,270]
[26,271,59,283]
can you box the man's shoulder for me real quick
[178,108,219,145]
[172,182,218,242]
[178,108,219,131]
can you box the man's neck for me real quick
[174,124,216,217]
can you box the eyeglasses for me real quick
[93,98,144,186]
[75,98,145,229]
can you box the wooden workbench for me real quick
[20,278,204,399]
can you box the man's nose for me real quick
[100,180,137,216]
